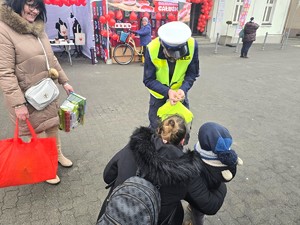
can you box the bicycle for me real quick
[112,31,143,65]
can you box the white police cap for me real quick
[158,21,192,47]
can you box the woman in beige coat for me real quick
[0,0,73,184]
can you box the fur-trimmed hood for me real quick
[0,0,44,37]
[129,127,203,185]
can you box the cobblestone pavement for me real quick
[1,39,300,225]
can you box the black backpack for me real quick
[97,176,161,225]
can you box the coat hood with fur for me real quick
[0,0,44,37]
[129,127,203,185]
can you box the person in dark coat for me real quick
[240,17,259,58]
[97,115,227,225]
[132,17,152,64]
[188,122,243,225]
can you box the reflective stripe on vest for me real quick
[147,37,195,99]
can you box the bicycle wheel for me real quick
[113,44,134,65]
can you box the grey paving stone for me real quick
[1,39,300,224]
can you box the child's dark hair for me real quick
[5,0,47,22]
[157,115,186,146]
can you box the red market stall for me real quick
[44,0,213,64]
[91,0,180,63]
[91,0,213,64]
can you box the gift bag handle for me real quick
[14,119,38,141]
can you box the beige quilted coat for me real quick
[0,1,69,136]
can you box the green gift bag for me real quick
[157,101,193,123]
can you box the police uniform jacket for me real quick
[143,39,200,99]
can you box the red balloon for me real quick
[143,12,150,18]
[52,0,60,5]
[156,12,162,20]
[44,0,51,4]
[74,0,81,6]
[69,0,76,4]
[112,34,119,40]
[108,18,116,27]
[168,13,176,21]
[101,30,107,37]
[108,11,115,18]
[115,10,123,20]
[129,11,137,21]
[63,0,71,6]
[99,16,106,24]
[105,14,111,21]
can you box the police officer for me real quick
[143,21,200,136]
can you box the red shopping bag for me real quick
[0,119,58,188]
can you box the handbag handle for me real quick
[38,37,50,71]
[14,119,38,141]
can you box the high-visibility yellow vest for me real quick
[147,37,195,99]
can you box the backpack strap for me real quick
[105,178,116,189]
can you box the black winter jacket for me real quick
[99,127,227,225]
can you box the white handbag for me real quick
[25,78,59,111]
[24,38,59,110]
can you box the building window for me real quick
[262,0,276,24]
[233,0,244,23]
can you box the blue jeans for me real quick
[241,41,253,57]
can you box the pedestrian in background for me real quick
[132,16,152,65]
[240,17,259,58]
[0,0,74,185]
[143,21,200,137]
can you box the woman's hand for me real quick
[63,83,74,95]
[15,105,29,121]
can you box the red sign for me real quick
[155,1,178,13]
